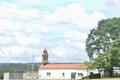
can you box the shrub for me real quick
[89,72,101,79]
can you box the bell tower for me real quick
[42,48,48,65]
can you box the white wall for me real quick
[39,68,88,79]
[4,72,23,80]
[4,72,9,80]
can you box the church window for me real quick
[78,73,83,76]
[47,72,51,76]
[49,72,51,76]
[63,73,65,77]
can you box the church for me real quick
[38,49,91,79]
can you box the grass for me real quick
[86,78,120,80]
[1,78,120,80]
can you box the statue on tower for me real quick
[42,48,48,65]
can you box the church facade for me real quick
[38,49,90,79]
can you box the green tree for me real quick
[90,47,120,77]
[86,17,120,77]
[104,47,120,77]
[86,18,120,58]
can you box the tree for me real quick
[90,47,120,77]
[86,17,120,77]
[104,47,120,77]
[86,18,120,58]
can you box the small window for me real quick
[78,73,80,76]
[78,73,83,76]
[63,73,65,77]
[39,75,41,77]
[47,72,51,76]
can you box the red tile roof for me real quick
[40,64,88,69]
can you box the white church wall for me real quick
[39,68,88,79]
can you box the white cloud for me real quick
[0,3,43,62]
[1,46,26,58]
[51,45,65,58]
[35,56,42,63]
[0,36,12,44]
[22,0,38,4]
[0,19,12,30]
[0,2,106,63]
[64,31,87,51]
[35,23,49,33]
[0,6,40,21]
[0,30,41,62]
[43,3,106,63]
[50,44,89,63]
[40,26,49,33]
[9,60,25,63]
[109,0,120,7]
[0,51,5,58]
[64,31,87,42]
[46,3,106,30]
[13,32,40,46]
[0,45,35,62]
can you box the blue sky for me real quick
[0,0,120,63]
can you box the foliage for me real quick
[86,17,120,77]
[91,47,120,67]
[86,17,120,58]
[89,72,101,79]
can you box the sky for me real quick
[0,0,120,63]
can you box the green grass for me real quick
[87,78,120,80]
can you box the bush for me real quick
[0,73,3,79]
[89,72,101,79]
